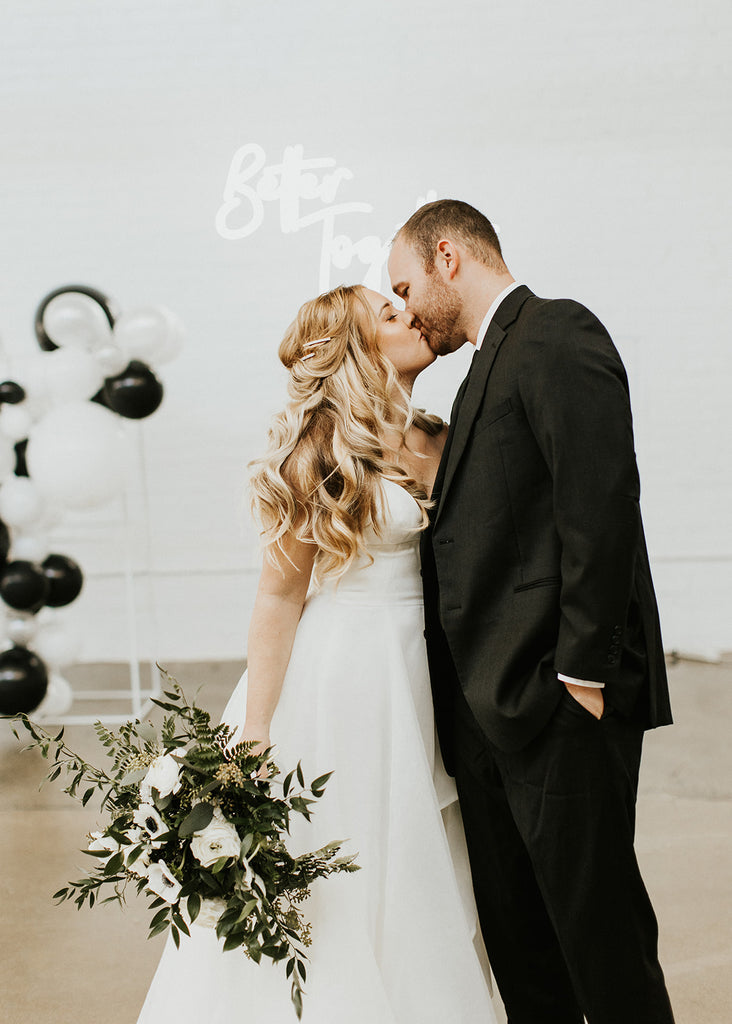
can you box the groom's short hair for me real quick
[396,199,506,273]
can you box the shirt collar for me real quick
[474,281,523,350]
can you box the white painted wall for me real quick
[0,0,729,663]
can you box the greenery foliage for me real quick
[11,672,359,1019]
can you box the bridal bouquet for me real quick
[11,674,358,1019]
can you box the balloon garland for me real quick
[0,286,183,717]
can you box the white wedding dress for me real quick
[137,478,497,1023]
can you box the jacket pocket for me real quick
[513,575,561,593]
[473,397,513,438]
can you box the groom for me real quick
[389,200,675,1023]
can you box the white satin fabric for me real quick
[137,479,496,1023]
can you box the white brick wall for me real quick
[1,0,729,663]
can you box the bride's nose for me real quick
[402,310,417,328]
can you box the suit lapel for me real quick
[435,285,533,524]
[429,353,475,507]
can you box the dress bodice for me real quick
[318,478,424,606]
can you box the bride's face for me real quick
[362,288,436,385]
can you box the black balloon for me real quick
[0,520,9,566]
[14,439,28,478]
[90,386,111,408]
[34,284,116,352]
[103,360,164,419]
[0,380,26,405]
[0,646,48,715]
[42,554,83,607]
[0,560,51,612]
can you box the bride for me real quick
[136,285,497,1023]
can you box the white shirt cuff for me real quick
[558,673,605,689]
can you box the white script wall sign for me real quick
[216,143,435,292]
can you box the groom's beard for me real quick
[418,276,464,355]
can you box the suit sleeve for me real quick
[517,300,641,682]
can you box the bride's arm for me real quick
[240,534,316,753]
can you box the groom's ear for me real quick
[435,238,460,281]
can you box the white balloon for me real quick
[113,305,184,367]
[11,531,50,562]
[35,672,74,717]
[26,402,131,509]
[20,357,50,405]
[42,293,112,351]
[33,620,82,668]
[0,475,46,527]
[94,344,129,376]
[45,349,104,404]
[0,404,34,441]
[0,434,16,480]
[6,614,38,646]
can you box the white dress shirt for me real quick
[473,282,604,691]
[474,281,523,350]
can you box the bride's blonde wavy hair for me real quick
[249,284,442,584]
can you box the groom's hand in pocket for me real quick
[563,680,605,720]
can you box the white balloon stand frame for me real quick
[36,427,162,725]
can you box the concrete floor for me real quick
[1,658,730,1023]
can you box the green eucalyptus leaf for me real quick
[179,803,214,836]
[187,892,201,923]
[309,771,333,792]
[149,699,179,713]
[104,852,124,875]
[172,912,190,937]
[148,919,170,939]
[150,907,169,929]
[125,844,144,867]
[236,899,259,923]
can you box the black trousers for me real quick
[452,687,675,1024]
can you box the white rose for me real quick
[140,753,182,801]
[133,803,167,847]
[146,860,181,903]
[190,806,241,868]
[193,897,228,929]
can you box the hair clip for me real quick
[301,336,331,360]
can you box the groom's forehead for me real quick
[388,238,420,287]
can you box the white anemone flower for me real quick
[145,860,182,903]
[133,803,168,847]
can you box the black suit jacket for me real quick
[422,285,672,765]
